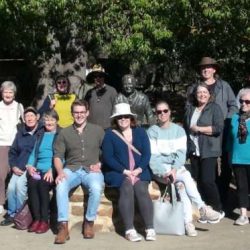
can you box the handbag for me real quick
[153,183,185,235]
[13,201,33,230]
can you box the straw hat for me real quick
[110,103,137,119]
[86,64,108,83]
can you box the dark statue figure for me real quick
[115,74,155,127]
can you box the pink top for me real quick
[128,147,139,185]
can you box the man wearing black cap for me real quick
[0,107,42,226]
[85,64,117,129]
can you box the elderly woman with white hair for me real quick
[228,88,250,225]
[0,81,24,214]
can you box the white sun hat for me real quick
[110,103,137,119]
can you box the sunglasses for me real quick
[116,115,131,120]
[57,80,67,85]
[239,99,250,105]
[156,109,169,115]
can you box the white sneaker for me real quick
[145,228,156,241]
[198,206,221,224]
[125,229,142,242]
[234,215,249,226]
[0,205,4,215]
[185,222,198,237]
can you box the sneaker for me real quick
[198,206,221,224]
[234,215,249,226]
[0,205,4,215]
[125,229,142,242]
[219,210,225,220]
[0,215,14,226]
[185,222,197,237]
[145,228,156,241]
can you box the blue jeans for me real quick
[7,172,27,217]
[56,167,104,222]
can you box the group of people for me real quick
[0,56,249,245]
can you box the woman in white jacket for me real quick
[0,81,24,214]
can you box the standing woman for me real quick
[0,81,24,214]
[102,103,155,242]
[26,110,60,233]
[228,88,250,225]
[184,83,225,218]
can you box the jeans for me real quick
[7,171,27,217]
[175,169,205,223]
[154,167,205,224]
[56,167,104,222]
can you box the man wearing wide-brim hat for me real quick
[85,64,117,129]
[186,56,238,213]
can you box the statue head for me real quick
[122,74,137,95]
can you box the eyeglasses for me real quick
[116,115,131,120]
[57,80,67,85]
[72,111,87,115]
[239,99,250,105]
[156,109,169,115]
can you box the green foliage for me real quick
[0,0,249,90]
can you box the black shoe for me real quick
[0,216,14,226]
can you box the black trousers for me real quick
[233,164,250,208]
[118,179,153,231]
[28,177,52,222]
[190,156,222,211]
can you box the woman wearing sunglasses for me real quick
[102,103,155,242]
[38,75,76,128]
[147,100,221,237]
[184,83,225,219]
[228,88,250,225]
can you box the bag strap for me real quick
[161,183,178,206]
[112,129,141,156]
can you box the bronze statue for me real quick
[115,74,155,127]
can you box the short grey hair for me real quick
[236,87,250,108]
[0,81,17,94]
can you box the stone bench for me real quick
[68,181,161,232]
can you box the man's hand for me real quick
[55,171,67,185]
[89,162,101,173]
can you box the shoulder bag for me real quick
[153,183,185,235]
[13,201,32,230]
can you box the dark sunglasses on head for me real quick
[239,99,250,105]
[156,109,169,115]
[116,115,131,120]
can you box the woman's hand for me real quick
[190,125,200,134]
[12,166,24,176]
[44,169,53,183]
[164,168,177,183]
[26,165,37,176]
[132,167,142,177]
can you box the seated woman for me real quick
[147,100,221,237]
[228,88,250,225]
[26,110,60,233]
[102,103,156,242]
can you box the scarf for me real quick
[237,111,250,144]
